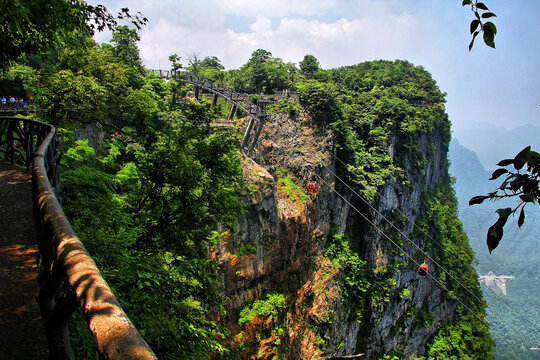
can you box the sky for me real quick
[88,0,539,137]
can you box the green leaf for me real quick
[483,21,497,48]
[470,19,480,34]
[462,0,472,5]
[510,176,527,191]
[514,146,531,170]
[481,12,497,18]
[483,29,496,48]
[486,208,512,253]
[520,193,536,203]
[469,30,480,51]
[469,195,488,205]
[515,145,531,160]
[496,207,512,220]
[514,159,526,170]
[486,221,503,253]
[476,2,489,10]
[518,207,525,227]
[497,159,514,166]
[525,150,540,167]
[484,21,497,35]
[489,168,508,180]
[522,179,537,194]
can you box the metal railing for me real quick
[150,70,270,150]
[0,117,156,360]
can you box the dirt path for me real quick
[0,162,48,359]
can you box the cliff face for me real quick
[353,128,454,357]
[213,88,487,358]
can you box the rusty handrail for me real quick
[0,117,156,359]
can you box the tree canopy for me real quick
[0,0,146,69]
[299,54,320,79]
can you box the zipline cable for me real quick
[312,171,537,347]
[326,138,540,336]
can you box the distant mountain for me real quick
[453,123,540,170]
[449,139,491,200]
[449,139,540,360]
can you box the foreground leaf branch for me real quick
[462,0,498,50]
[469,146,540,252]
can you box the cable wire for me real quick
[327,147,540,336]
[312,171,537,347]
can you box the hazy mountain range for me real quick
[449,136,540,360]
[453,123,540,171]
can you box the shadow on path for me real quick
[0,162,48,359]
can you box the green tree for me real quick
[299,54,320,79]
[187,52,202,75]
[297,79,341,125]
[201,56,225,70]
[168,54,183,72]
[110,25,143,71]
[224,49,292,94]
[249,48,272,64]
[0,0,146,69]
[8,38,129,128]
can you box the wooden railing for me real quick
[0,117,156,359]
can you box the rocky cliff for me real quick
[214,77,490,359]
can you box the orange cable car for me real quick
[307,181,318,193]
[418,263,429,276]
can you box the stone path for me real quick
[0,162,48,359]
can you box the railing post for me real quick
[37,261,77,360]
[228,104,237,121]
[241,117,256,148]
[9,120,15,165]
[249,117,266,152]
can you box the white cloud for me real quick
[220,0,339,18]
[92,0,433,69]
[250,15,272,33]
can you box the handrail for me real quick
[150,70,269,149]
[0,117,156,359]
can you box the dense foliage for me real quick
[302,60,449,199]
[0,0,146,69]
[325,233,396,322]
[3,27,243,359]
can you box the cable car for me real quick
[418,263,429,276]
[307,181,318,193]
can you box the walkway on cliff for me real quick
[0,162,48,359]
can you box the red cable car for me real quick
[418,263,429,276]
[307,181,318,193]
